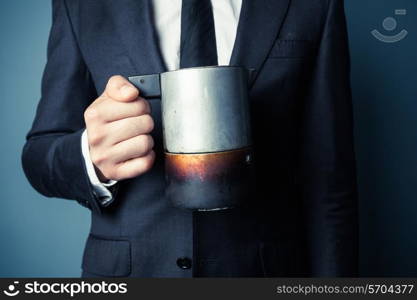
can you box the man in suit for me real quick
[22,0,358,277]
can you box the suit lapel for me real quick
[230,0,291,85]
[110,0,166,75]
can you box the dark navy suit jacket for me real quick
[22,0,358,277]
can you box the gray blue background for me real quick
[0,0,416,277]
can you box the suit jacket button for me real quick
[176,257,192,270]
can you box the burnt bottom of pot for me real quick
[165,148,253,210]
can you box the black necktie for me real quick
[180,0,218,68]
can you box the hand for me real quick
[84,75,155,181]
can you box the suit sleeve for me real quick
[21,0,103,213]
[296,0,358,276]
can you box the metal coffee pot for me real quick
[129,66,253,211]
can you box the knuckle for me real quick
[142,99,152,114]
[87,129,103,146]
[84,107,99,122]
[91,151,107,166]
[135,98,149,115]
[105,75,125,97]
[145,135,155,150]
[104,167,118,180]
[139,134,154,153]
[142,151,155,170]
[107,75,124,87]
[141,114,154,133]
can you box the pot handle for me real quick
[128,73,161,98]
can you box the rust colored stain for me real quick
[165,148,251,181]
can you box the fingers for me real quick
[84,75,156,181]
[89,135,155,181]
[96,97,151,122]
[87,114,154,151]
[113,150,156,180]
[109,134,154,163]
[93,150,155,182]
[104,75,139,102]
[106,114,154,144]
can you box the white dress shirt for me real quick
[81,0,243,206]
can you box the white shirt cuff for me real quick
[81,130,117,206]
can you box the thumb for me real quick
[104,75,139,102]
